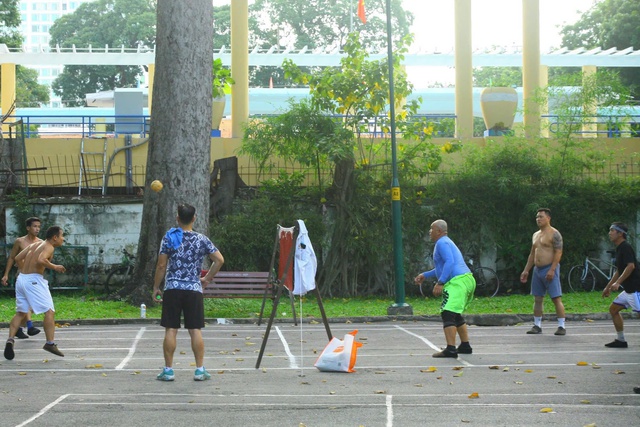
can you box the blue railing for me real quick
[5,114,151,138]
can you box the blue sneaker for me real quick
[194,368,211,381]
[157,368,175,381]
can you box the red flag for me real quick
[357,0,366,24]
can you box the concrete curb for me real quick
[2,312,634,329]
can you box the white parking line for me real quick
[115,327,146,370]
[275,326,298,369]
[386,395,394,427]
[16,394,69,427]
[395,325,473,367]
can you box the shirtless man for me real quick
[2,217,43,339]
[4,226,66,360]
[520,208,566,335]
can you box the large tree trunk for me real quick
[119,0,214,304]
[318,159,355,296]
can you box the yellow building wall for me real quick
[22,136,640,189]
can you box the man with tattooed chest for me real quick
[520,208,567,336]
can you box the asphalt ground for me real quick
[0,318,638,427]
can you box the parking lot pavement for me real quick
[0,318,638,426]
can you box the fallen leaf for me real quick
[452,366,464,371]
[217,371,225,374]
[329,391,336,395]
[190,362,196,366]
[514,381,523,385]
[540,407,554,413]
[516,361,524,364]
[262,368,267,373]
[453,371,464,377]
[180,351,186,355]
[101,373,107,377]
[585,319,594,322]
[414,384,423,387]
[503,367,510,372]
[488,365,500,370]
[235,358,244,362]
[525,369,533,373]
[583,424,596,427]
[374,371,386,374]
[462,420,471,423]
[18,372,27,376]
[468,392,479,399]
[577,361,589,366]
[421,366,437,373]
[613,370,625,375]
[310,320,319,324]
[374,390,386,394]
[580,400,591,404]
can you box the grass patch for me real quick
[0,291,610,322]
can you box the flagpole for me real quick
[384,0,411,315]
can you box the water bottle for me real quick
[140,303,146,318]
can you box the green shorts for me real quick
[441,273,476,314]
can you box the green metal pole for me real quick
[385,0,411,315]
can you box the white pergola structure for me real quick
[2,0,640,138]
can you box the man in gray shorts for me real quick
[520,208,566,335]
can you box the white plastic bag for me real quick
[314,330,362,373]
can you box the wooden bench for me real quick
[201,270,297,325]
[201,271,272,298]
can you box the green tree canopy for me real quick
[0,0,50,107]
[247,0,413,88]
[559,0,640,98]
[48,0,156,106]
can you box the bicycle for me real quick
[567,250,615,292]
[105,248,135,294]
[419,256,500,298]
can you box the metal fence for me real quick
[0,244,89,290]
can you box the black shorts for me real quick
[160,289,205,330]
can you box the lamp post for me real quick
[385,0,412,316]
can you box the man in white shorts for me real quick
[4,226,66,360]
[602,222,640,348]
[2,217,43,339]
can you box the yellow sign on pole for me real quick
[391,187,400,201]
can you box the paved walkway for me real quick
[1,318,638,426]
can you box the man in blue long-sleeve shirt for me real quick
[415,219,476,358]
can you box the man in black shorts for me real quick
[601,222,640,348]
[152,204,224,381]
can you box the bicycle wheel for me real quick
[473,267,499,297]
[105,265,130,294]
[567,265,595,292]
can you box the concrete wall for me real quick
[4,198,142,272]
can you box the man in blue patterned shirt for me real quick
[153,204,224,381]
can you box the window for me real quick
[32,25,40,32]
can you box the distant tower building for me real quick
[18,0,97,107]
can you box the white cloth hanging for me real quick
[293,219,317,295]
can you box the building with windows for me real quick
[18,0,97,107]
